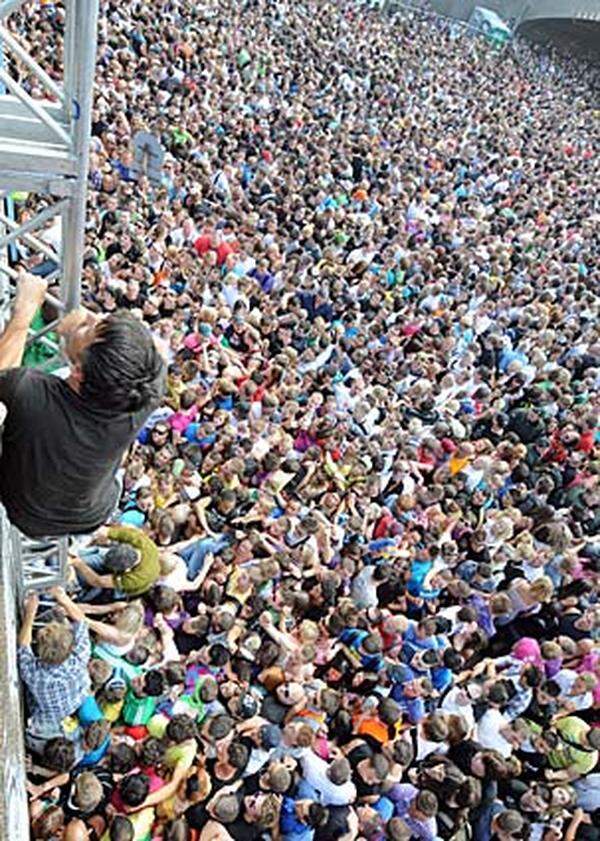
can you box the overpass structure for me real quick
[430,0,600,24]
[517,0,600,57]
[390,0,600,58]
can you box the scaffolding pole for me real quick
[0,4,99,832]
[0,0,99,325]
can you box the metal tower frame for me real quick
[0,0,99,590]
[0,14,99,822]
[0,0,99,343]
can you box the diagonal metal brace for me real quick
[0,69,71,146]
[0,197,68,250]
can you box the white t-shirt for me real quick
[300,750,357,806]
[440,687,475,732]
[475,708,512,758]
[160,555,193,591]
[555,669,593,712]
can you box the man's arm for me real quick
[0,273,48,370]
[70,555,115,589]
[78,601,128,615]
[50,587,86,622]
[27,771,70,802]
[18,592,39,647]
[129,761,189,811]
[200,822,234,841]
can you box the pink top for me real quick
[512,638,543,668]
[168,405,199,433]
[111,767,164,812]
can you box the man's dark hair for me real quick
[144,670,166,697]
[209,643,230,666]
[148,585,178,613]
[208,714,234,741]
[421,649,441,667]
[119,773,150,807]
[109,743,137,774]
[140,737,166,768]
[104,543,139,573]
[166,714,197,744]
[164,662,186,686]
[110,816,134,841]
[164,818,189,841]
[126,644,150,666]
[307,803,329,828]
[81,311,165,412]
[522,665,543,688]
[541,680,561,698]
[228,741,249,770]
[415,789,438,817]
[443,648,464,671]
[379,697,401,726]
[328,758,351,785]
[371,754,390,781]
[487,682,509,706]
[43,737,75,772]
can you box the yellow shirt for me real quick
[449,455,470,476]
[165,738,197,772]
[99,698,124,723]
[100,807,155,841]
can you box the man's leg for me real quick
[178,534,230,579]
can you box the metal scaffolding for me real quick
[0,3,99,834]
[0,0,98,591]
[0,0,99,333]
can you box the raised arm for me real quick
[50,587,87,623]
[0,273,48,370]
[69,555,115,590]
[18,592,39,647]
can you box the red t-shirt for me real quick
[578,430,595,454]
[215,239,238,266]
[194,234,213,256]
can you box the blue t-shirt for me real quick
[280,796,314,841]
[340,628,385,673]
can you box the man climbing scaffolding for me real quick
[0,273,166,537]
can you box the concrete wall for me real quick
[0,508,29,841]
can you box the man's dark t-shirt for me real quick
[0,368,162,537]
[314,805,351,840]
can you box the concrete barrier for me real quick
[0,507,29,840]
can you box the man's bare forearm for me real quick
[0,274,48,371]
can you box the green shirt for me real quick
[22,310,59,370]
[108,525,160,596]
[548,716,598,776]
[122,690,156,726]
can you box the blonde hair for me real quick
[115,601,144,635]
[258,794,281,830]
[37,623,74,665]
[296,724,315,748]
[530,576,553,603]
[299,620,319,643]
[160,553,179,576]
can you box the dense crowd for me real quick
[10,0,600,839]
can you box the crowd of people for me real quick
[10,0,600,839]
